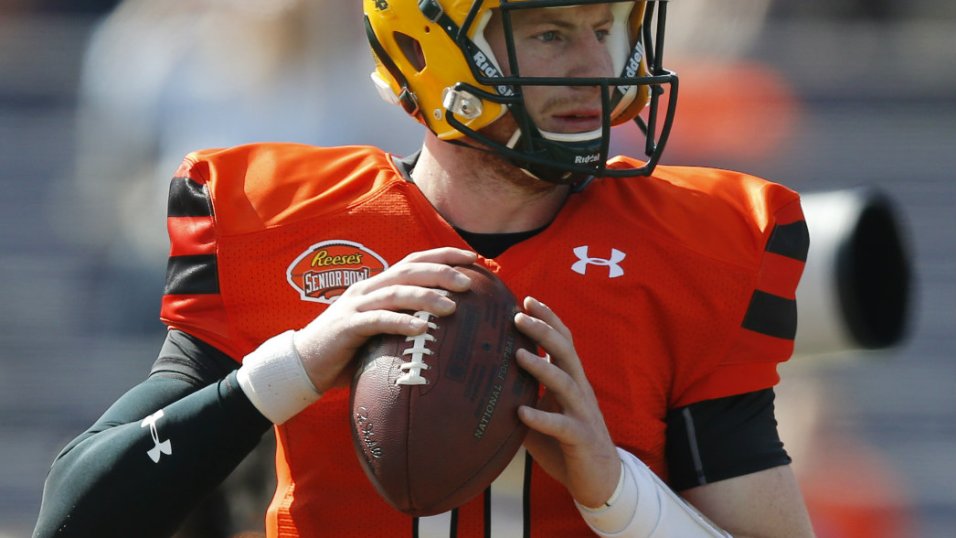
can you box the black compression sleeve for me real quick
[665,388,791,492]
[33,333,272,538]
[150,328,243,386]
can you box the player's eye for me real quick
[535,30,560,43]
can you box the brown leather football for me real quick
[349,263,538,517]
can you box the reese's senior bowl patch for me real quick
[287,240,389,303]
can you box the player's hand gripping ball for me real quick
[349,264,538,516]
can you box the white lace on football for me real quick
[396,311,437,386]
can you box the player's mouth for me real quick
[548,109,603,133]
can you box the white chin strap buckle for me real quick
[442,88,483,120]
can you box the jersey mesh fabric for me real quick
[161,143,807,537]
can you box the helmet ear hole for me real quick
[394,32,426,72]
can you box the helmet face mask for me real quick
[364,0,678,182]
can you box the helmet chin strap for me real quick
[504,127,601,186]
[438,104,606,186]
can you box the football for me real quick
[349,264,538,517]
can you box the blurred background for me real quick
[0,0,953,536]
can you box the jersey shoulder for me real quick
[163,143,402,358]
[176,143,400,236]
[603,157,806,271]
[601,158,810,404]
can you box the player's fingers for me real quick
[357,262,473,294]
[396,247,478,267]
[516,348,585,412]
[346,310,433,339]
[513,312,570,356]
[355,285,457,317]
[523,296,573,342]
[518,403,579,444]
[296,310,430,392]
[514,312,586,381]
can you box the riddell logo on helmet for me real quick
[287,240,389,303]
[624,43,645,78]
[574,154,601,164]
[472,51,514,96]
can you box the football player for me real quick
[35,1,815,536]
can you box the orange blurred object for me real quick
[615,58,801,163]
[798,436,918,538]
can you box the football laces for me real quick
[396,311,437,386]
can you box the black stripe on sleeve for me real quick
[165,254,219,295]
[666,389,791,491]
[522,450,532,537]
[741,290,797,340]
[765,220,809,261]
[168,177,213,217]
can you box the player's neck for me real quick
[411,133,570,234]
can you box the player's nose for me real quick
[566,32,614,79]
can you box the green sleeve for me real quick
[33,332,272,538]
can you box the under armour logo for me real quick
[141,409,172,463]
[571,246,626,278]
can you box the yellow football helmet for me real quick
[364,0,678,182]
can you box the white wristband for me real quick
[236,330,321,424]
[575,449,643,536]
[575,447,731,537]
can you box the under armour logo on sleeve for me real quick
[141,409,173,463]
[571,246,626,278]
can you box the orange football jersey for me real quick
[161,143,808,537]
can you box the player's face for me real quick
[485,3,616,135]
